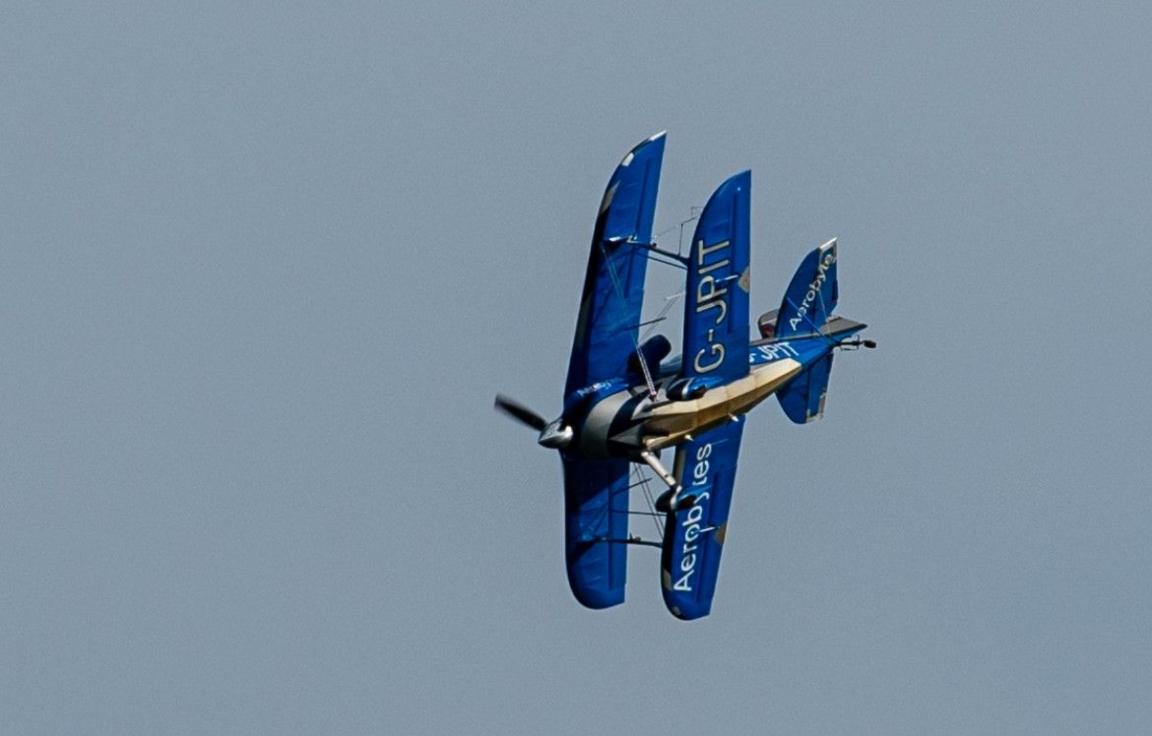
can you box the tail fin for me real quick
[775,238,840,424]
[775,238,838,338]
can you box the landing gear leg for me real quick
[639,450,677,490]
[640,450,686,512]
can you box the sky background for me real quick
[3,2,1151,734]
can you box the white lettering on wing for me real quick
[693,239,733,375]
[672,442,713,593]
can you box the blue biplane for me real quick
[496,133,874,620]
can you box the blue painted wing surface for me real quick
[562,457,630,608]
[559,133,664,610]
[681,171,751,382]
[660,421,745,620]
[565,133,666,396]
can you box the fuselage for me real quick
[563,324,863,460]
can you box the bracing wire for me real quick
[782,241,840,349]
[631,465,665,540]
[639,291,684,343]
[599,240,658,397]
[676,209,701,259]
[584,465,665,551]
[782,294,840,349]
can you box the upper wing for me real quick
[565,133,666,396]
[660,420,745,620]
[562,456,631,609]
[681,170,751,382]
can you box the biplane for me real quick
[496,132,874,619]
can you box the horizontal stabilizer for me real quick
[777,353,833,424]
[776,238,838,338]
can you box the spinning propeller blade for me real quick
[494,394,548,431]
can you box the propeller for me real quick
[494,394,548,431]
[494,394,573,449]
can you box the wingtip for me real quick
[621,131,667,167]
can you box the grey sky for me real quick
[3,2,1150,733]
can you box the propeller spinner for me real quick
[494,394,572,449]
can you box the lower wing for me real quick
[660,420,745,620]
[562,456,631,609]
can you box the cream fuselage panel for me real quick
[574,358,802,459]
